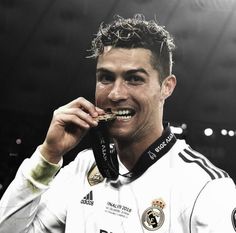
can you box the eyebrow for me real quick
[96,68,149,76]
[96,68,113,75]
[126,68,149,76]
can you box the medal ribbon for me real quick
[90,122,177,182]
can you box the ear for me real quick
[160,75,177,100]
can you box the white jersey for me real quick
[0,139,236,233]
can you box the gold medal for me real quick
[94,113,116,122]
[142,198,166,231]
[87,163,104,186]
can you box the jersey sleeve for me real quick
[0,147,64,233]
[191,177,236,233]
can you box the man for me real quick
[0,14,236,233]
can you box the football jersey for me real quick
[0,139,236,233]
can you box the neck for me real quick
[114,125,164,171]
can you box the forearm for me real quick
[0,148,62,232]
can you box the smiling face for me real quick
[95,47,176,143]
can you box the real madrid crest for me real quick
[142,198,166,231]
[87,163,104,186]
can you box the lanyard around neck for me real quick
[90,122,177,182]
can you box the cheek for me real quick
[143,90,161,106]
[141,93,163,117]
[95,84,108,104]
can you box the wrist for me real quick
[39,144,62,164]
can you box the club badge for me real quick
[232,208,236,231]
[87,163,104,186]
[142,198,166,231]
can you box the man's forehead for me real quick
[98,47,153,61]
[96,47,155,73]
[101,46,152,55]
[103,46,113,54]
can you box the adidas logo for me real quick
[80,191,94,206]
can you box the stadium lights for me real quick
[221,129,227,136]
[172,124,236,138]
[228,130,235,137]
[204,128,213,136]
[203,128,236,137]
[170,123,187,135]
[170,126,183,135]
[220,129,235,137]
[15,138,22,145]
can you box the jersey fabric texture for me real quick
[0,139,236,233]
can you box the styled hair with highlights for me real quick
[88,14,176,82]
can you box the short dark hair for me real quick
[88,14,176,82]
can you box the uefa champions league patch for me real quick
[142,198,166,231]
[232,208,236,231]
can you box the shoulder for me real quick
[190,172,236,232]
[170,140,236,227]
[172,140,230,181]
[169,139,235,204]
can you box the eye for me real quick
[126,75,145,85]
[97,74,114,84]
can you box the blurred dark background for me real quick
[0,0,236,196]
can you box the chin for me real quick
[108,128,132,141]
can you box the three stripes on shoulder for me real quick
[179,147,229,180]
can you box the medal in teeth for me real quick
[96,113,116,122]
[95,109,132,122]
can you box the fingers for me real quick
[56,107,98,128]
[95,106,105,115]
[66,97,105,118]
[54,97,105,129]
[42,97,104,160]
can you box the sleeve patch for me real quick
[232,208,236,231]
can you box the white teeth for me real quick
[114,109,132,116]
[117,115,132,120]
[111,109,133,121]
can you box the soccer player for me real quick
[0,14,236,233]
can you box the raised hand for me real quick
[40,97,105,163]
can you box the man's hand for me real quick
[40,97,104,164]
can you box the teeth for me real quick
[117,115,132,120]
[113,109,132,116]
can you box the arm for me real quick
[0,149,62,232]
[191,177,236,233]
[0,97,104,232]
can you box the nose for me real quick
[108,79,128,102]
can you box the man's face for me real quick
[95,47,168,142]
